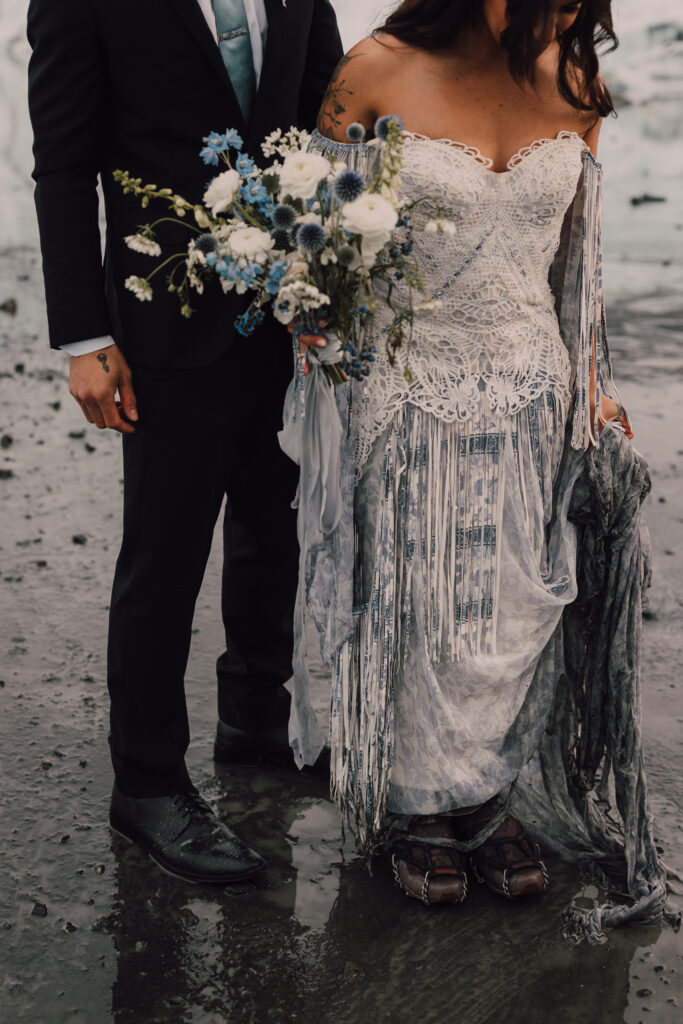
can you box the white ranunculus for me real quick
[341,193,398,251]
[226,227,275,263]
[203,169,241,215]
[279,151,330,200]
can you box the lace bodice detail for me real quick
[349,132,587,470]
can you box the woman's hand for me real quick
[598,394,633,440]
[287,322,328,376]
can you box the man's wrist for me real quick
[61,336,116,357]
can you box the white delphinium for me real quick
[203,169,241,215]
[125,276,153,301]
[274,279,330,324]
[261,127,312,160]
[278,151,330,201]
[124,234,162,257]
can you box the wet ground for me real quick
[2,1,683,1021]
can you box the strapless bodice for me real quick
[353,131,587,470]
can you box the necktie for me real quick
[212,0,256,122]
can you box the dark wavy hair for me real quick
[376,0,617,116]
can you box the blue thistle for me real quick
[334,169,365,204]
[346,122,366,143]
[195,233,218,256]
[296,222,326,253]
[374,114,404,142]
[271,228,292,251]
[336,245,356,267]
[272,204,297,230]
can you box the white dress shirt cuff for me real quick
[60,336,116,357]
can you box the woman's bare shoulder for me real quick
[316,35,408,142]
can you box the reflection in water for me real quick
[103,767,672,1024]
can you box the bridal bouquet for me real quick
[115,116,442,383]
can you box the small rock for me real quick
[79,759,88,768]
[0,469,14,480]
[636,989,653,998]
[41,759,53,769]
[654,965,665,973]
[84,443,96,454]
[1,298,17,316]
[31,902,48,918]
[63,921,77,933]
[60,835,70,844]
[658,496,666,503]
[0,434,12,448]
[68,430,86,440]
[34,560,48,568]
[630,194,666,207]
[72,534,87,545]
[49,401,61,412]
[14,363,24,374]
[95,864,105,875]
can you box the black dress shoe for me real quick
[214,720,331,779]
[109,786,266,884]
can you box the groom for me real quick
[27,0,342,883]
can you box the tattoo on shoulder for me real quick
[317,54,358,136]
[97,353,110,374]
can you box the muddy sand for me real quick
[2,6,683,1023]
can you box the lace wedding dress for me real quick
[281,128,679,943]
[333,130,587,815]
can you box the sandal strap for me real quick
[393,838,467,877]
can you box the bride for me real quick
[287,0,676,937]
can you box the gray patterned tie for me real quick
[212,0,256,121]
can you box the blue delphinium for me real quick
[296,223,326,253]
[346,122,366,143]
[241,179,271,209]
[236,153,255,176]
[334,169,364,204]
[236,307,266,336]
[374,114,404,142]
[200,129,244,165]
[265,258,288,295]
[272,204,297,230]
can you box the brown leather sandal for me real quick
[467,813,549,899]
[390,816,468,906]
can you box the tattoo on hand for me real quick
[97,353,110,374]
[317,54,357,135]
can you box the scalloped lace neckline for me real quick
[401,130,586,175]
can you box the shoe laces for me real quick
[169,791,214,821]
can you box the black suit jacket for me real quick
[27,0,342,367]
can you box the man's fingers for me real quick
[97,393,135,435]
[73,396,95,424]
[118,374,139,422]
[83,396,106,429]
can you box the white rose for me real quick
[203,169,241,215]
[341,194,398,250]
[226,227,275,263]
[279,151,330,201]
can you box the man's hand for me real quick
[69,345,138,434]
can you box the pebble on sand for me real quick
[0,297,17,315]
[31,903,48,918]
[72,534,87,545]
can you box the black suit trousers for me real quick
[107,323,299,797]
